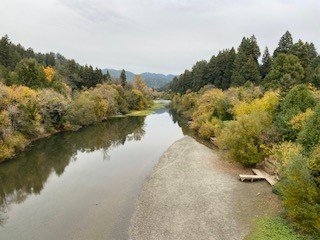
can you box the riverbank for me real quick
[0,100,163,164]
[0,108,185,239]
[129,136,281,240]
[116,100,169,117]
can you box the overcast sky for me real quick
[0,0,319,74]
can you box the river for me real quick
[0,104,185,240]
[0,103,281,240]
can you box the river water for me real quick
[0,105,185,240]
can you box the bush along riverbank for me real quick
[0,35,159,162]
[168,31,320,239]
[0,80,154,162]
[171,84,320,239]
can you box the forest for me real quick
[0,35,154,161]
[170,31,320,239]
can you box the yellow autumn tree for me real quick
[289,108,314,131]
[43,66,55,82]
[233,91,279,117]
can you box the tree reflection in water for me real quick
[0,116,145,226]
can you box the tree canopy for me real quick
[170,31,319,94]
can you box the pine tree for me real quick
[105,70,112,82]
[243,55,261,84]
[231,36,261,86]
[207,48,235,89]
[0,35,10,68]
[306,42,318,60]
[120,69,127,87]
[273,31,293,57]
[191,60,208,92]
[261,47,272,78]
[263,53,304,90]
[180,70,193,93]
[14,58,47,88]
[206,55,216,85]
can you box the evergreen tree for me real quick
[191,60,208,91]
[120,69,127,87]
[231,35,261,86]
[206,55,216,85]
[207,48,236,89]
[260,47,272,78]
[273,31,293,57]
[105,70,112,82]
[12,58,47,88]
[243,55,261,84]
[312,65,320,87]
[169,76,179,92]
[93,68,103,86]
[0,35,11,68]
[290,40,318,83]
[180,70,193,93]
[306,42,318,60]
[44,53,56,67]
[263,53,304,90]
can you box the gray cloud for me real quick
[58,0,129,23]
[0,0,319,74]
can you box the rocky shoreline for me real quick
[129,136,281,240]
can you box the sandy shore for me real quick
[129,136,281,240]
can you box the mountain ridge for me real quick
[102,68,175,89]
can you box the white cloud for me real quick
[0,0,319,74]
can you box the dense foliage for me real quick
[0,35,154,161]
[170,31,320,238]
[0,82,152,161]
[0,35,110,90]
[172,83,320,237]
[170,31,319,94]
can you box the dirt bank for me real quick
[129,136,281,240]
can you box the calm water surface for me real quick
[0,106,185,240]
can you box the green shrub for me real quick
[67,91,100,127]
[38,89,70,130]
[298,105,320,153]
[216,112,274,166]
[278,156,320,236]
[198,118,222,139]
[276,84,317,141]
[125,89,149,110]
[171,92,197,118]
[190,89,232,133]
[269,141,303,173]
[309,145,320,186]
[245,217,308,240]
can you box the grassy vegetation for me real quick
[126,109,154,116]
[119,100,168,117]
[245,217,310,240]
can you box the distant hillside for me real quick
[102,68,175,89]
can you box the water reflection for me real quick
[169,109,216,149]
[0,117,145,226]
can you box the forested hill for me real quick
[0,35,109,90]
[0,34,174,91]
[0,34,155,161]
[102,68,175,89]
[170,31,320,93]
